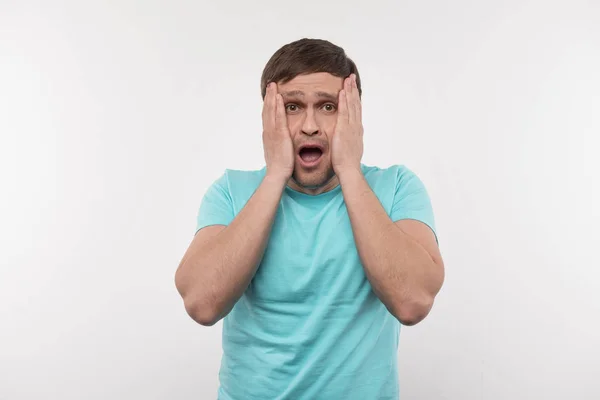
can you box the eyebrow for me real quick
[281,90,338,102]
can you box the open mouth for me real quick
[298,145,324,167]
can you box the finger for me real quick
[345,75,353,96]
[262,83,275,131]
[262,82,270,118]
[337,89,349,126]
[275,93,287,133]
[352,75,362,124]
[262,83,270,114]
[345,76,356,125]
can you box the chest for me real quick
[247,195,369,304]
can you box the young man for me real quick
[175,38,445,400]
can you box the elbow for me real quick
[183,298,220,326]
[396,266,445,326]
[392,295,435,326]
[175,269,221,327]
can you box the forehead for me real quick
[278,72,344,99]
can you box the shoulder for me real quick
[208,167,267,212]
[362,164,437,238]
[211,167,267,190]
[361,163,424,189]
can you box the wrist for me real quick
[263,171,291,188]
[335,165,363,183]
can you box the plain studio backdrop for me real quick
[1,0,599,399]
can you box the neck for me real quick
[287,174,340,195]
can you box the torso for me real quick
[217,164,402,400]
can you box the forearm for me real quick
[338,168,442,324]
[178,174,287,323]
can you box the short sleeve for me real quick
[390,167,438,243]
[195,171,235,233]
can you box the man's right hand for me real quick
[262,82,295,183]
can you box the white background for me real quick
[1,1,599,399]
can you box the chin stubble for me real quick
[291,168,336,190]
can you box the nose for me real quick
[301,110,319,136]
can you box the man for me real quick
[175,38,445,400]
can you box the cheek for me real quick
[287,115,302,134]
[317,115,337,136]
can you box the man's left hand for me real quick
[332,74,364,177]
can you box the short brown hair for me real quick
[260,38,362,99]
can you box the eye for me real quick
[322,103,337,113]
[285,104,300,113]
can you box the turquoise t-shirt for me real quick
[195,164,437,400]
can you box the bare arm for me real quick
[338,169,445,326]
[175,82,294,326]
[331,75,444,326]
[175,174,287,325]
